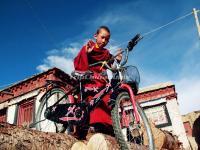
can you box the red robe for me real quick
[74,41,113,125]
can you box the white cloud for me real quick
[175,77,200,115]
[92,14,130,26]
[62,42,81,55]
[36,42,82,74]
[139,69,169,87]
[175,41,200,114]
[140,68,200,115]
[36,64,49,72]
[141,40,200,115]
[46,49,60,55]
[47,42,81,57]
[37,56,74,74]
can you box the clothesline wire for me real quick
[142,11,193,37]
[110,10,199,50]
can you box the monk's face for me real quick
[94,28,110,48]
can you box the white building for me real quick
[136,82,190,149]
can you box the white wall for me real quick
[166,99,190,149]
[4,89,41,124]
[141,97,190,149]
[35,90,45,115]
[7,104,17,124]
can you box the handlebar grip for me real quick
[127,34,142,51]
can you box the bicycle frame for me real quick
[43,74,140,127]
[120,84,140,123]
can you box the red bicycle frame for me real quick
[120,83,140,124]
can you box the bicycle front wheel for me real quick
[35,87,68,133]
[111,92,154,150]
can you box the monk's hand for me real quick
[86,40,94,53]
[116,48,122,62]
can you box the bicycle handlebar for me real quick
[127,34,142,51]
[89,34,142,70]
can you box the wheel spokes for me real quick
[119,98,143,145]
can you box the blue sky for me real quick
[0,0,200,115]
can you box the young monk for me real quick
[73,26,122,138]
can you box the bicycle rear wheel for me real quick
[111,92,154,150]
[35,87,68,133]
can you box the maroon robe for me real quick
[74,41,113,125]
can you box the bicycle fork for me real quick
[120,84,140,124]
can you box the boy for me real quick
[74,26,122,137]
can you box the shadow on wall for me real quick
[193,115,200,150]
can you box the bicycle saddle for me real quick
[71,70,93,80]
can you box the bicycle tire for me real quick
[111,92,154,150]
[35,87,68,133]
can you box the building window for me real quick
[0,108,7,122]
[143,103,171,128]
[17,99,34,126]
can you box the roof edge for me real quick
[0,67,69,92]
[138,81,174,93]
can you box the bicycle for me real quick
[35,34,155,150]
